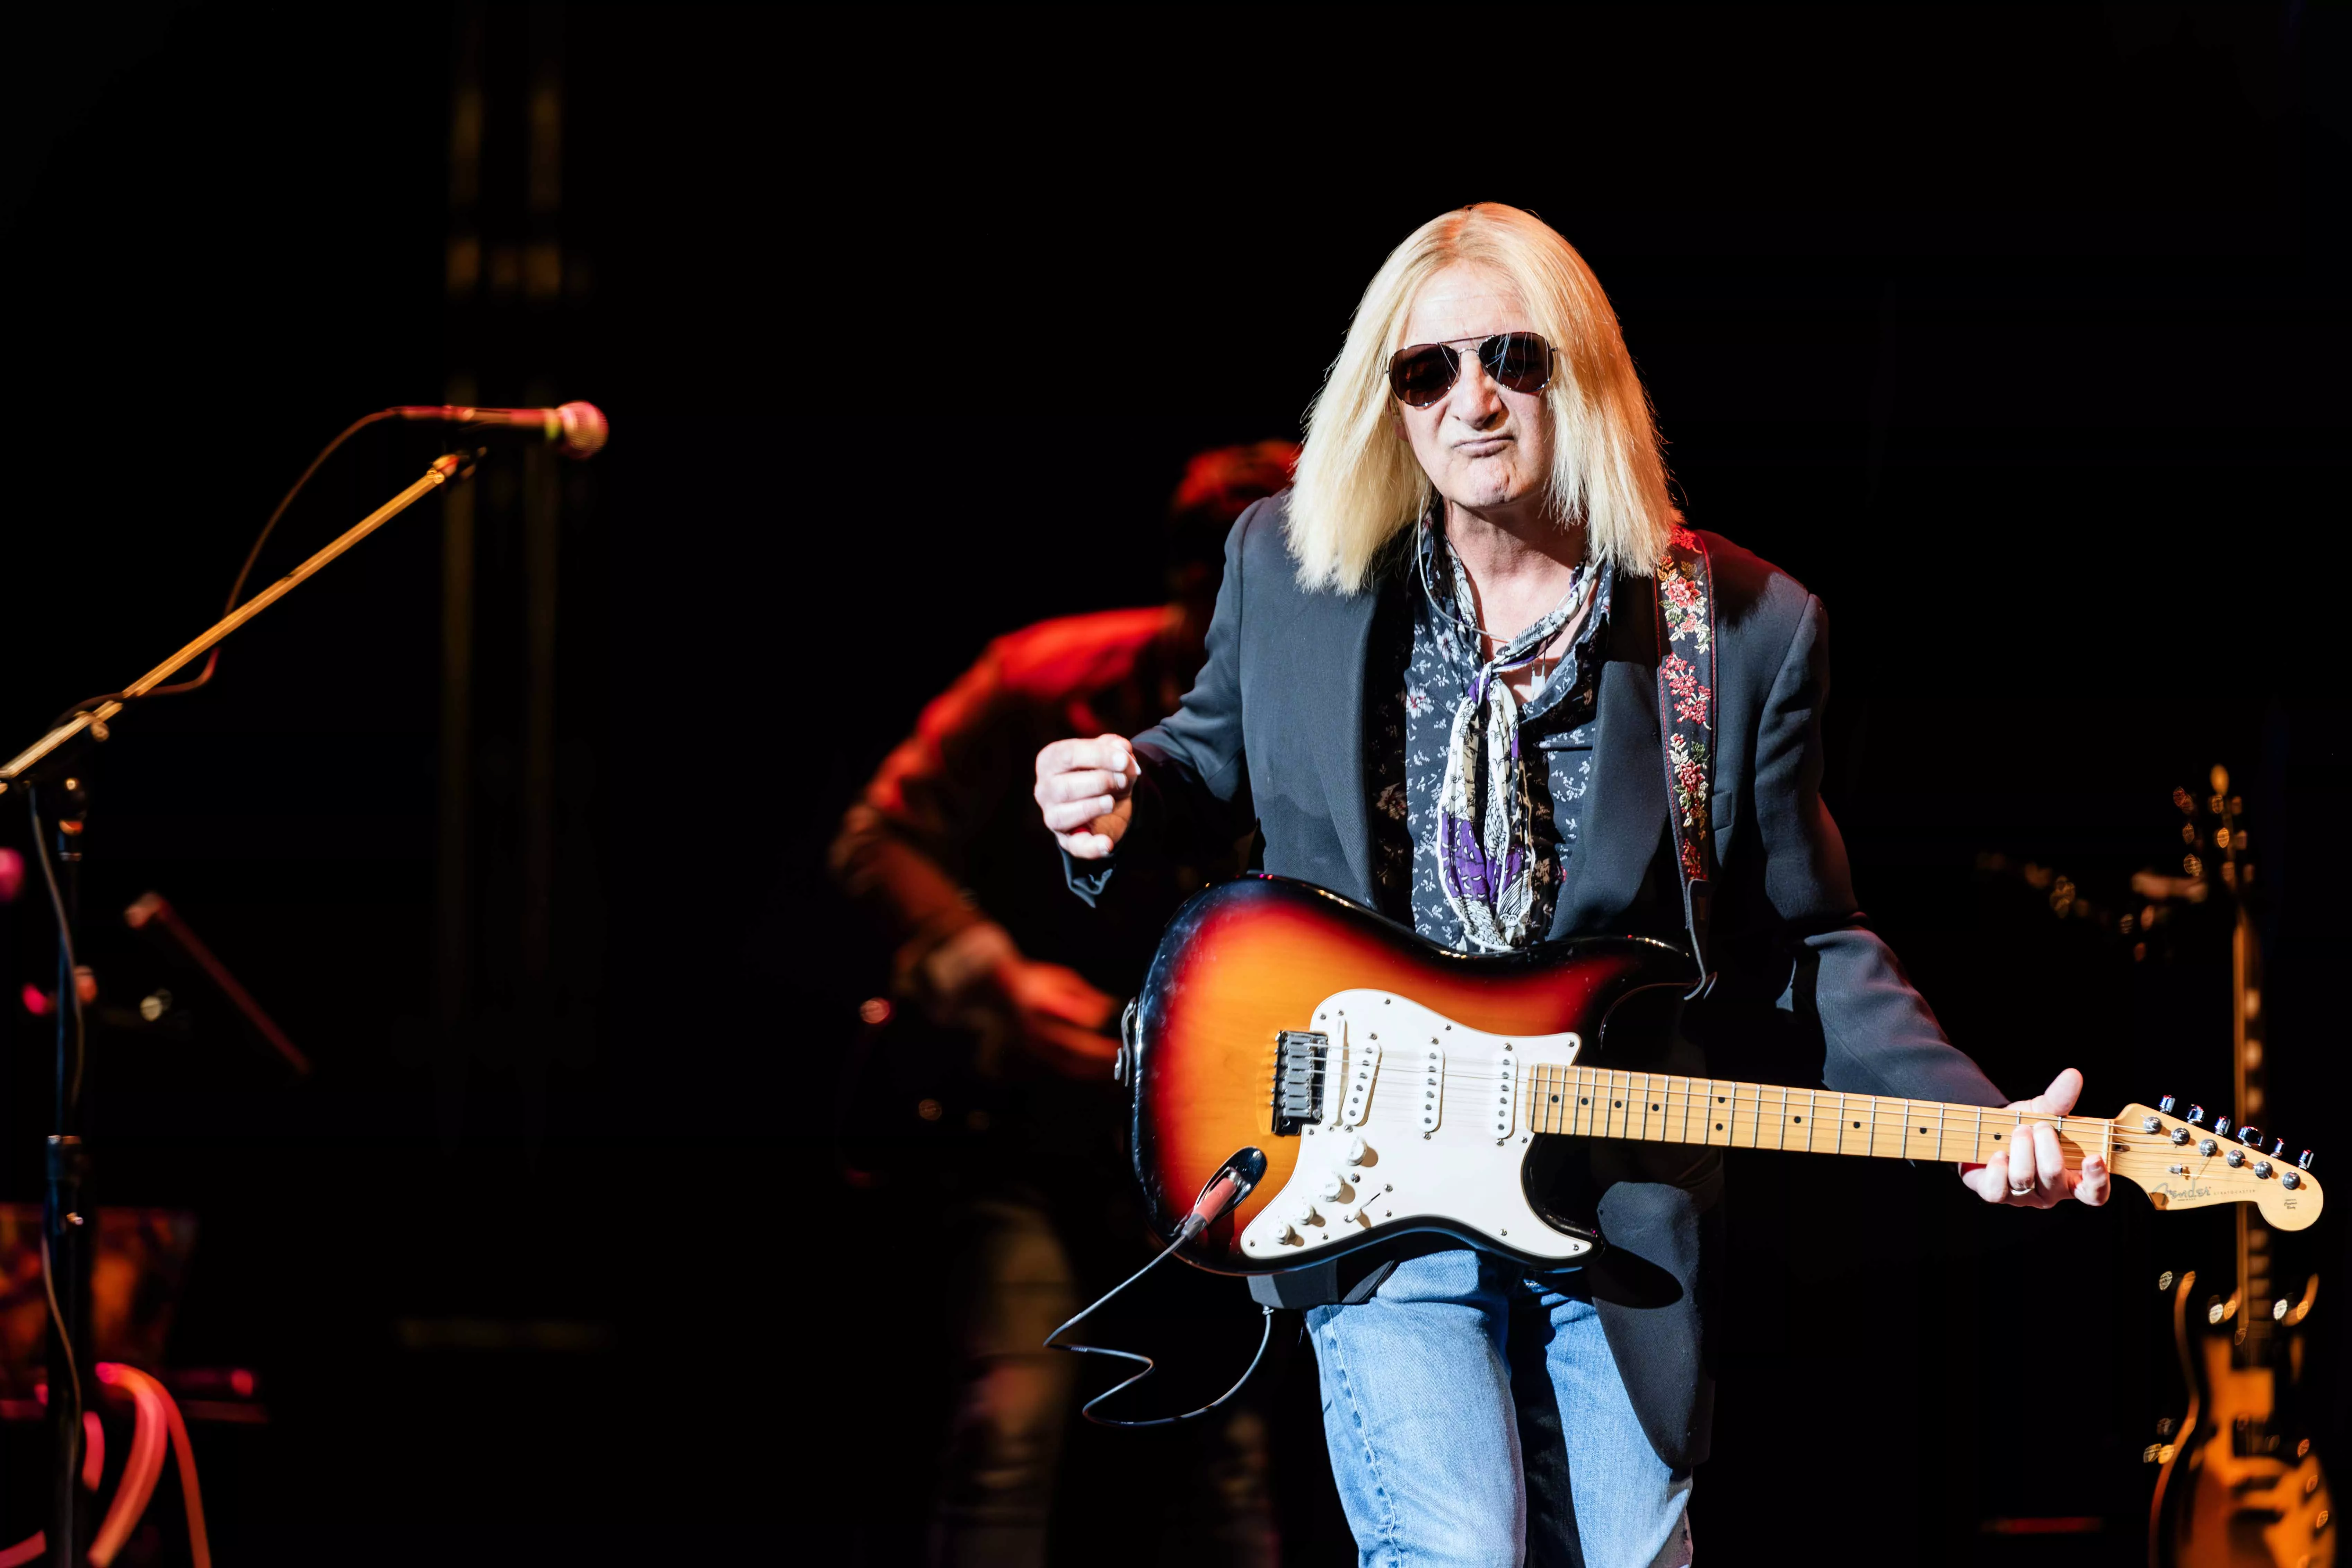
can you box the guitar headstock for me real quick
[2105,1101,2322,1231]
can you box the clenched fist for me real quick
[1034,734,1139,860]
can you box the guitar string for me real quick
[1270,1043,2135,1114]
[1260,1055,2281,1174]
[1316,1113,2107,1172]
[1276,1040,2130,1116]
[1270,1051,2137,1134]
[1337,1108,2232,1165]
[1276,1047,2123,1119]
[1275,1064,2125,1140]
[1296,1084,2141,1165]
[1308,1108,2115,1152]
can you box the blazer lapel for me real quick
[1302,580,1380,905]
[1550,576,1666,940]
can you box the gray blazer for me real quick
[1072,493,2006,1468]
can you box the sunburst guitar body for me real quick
[1121,877,2325,1275]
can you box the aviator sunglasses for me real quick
[1386,331,1557,408]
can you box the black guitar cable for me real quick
[1044,1149,1272,1428]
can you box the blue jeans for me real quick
[1306,1250,1693,1568]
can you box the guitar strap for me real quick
[1653,526,1718,998]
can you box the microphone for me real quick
[390,400,609,459]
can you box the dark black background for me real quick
[0,4,2344,1563]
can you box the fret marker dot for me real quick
[1793,1116,1803,1123]
[1715,1122,1724,1131]
[1852,1121,1861,1128]
[1918,1128,1928,1135]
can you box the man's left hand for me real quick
[1958,1067,2110,1209]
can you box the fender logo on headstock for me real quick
[2150,1181,2214,1206]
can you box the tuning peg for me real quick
[2299,1149,2315,1172]
[2215,1115,2233,1137]
[2187,1105,2207,1126]
[2271,1137,2287,1159]
[2240,1125,2262,1147]
[2159,1095,2177,1115]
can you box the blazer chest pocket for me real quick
[1534,729,1595,773]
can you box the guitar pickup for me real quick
[1340,1041,1380,1128]
[1273,1031,1327,1134]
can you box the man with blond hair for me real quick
[1034,204,2102,1566]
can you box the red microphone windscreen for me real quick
[554,402,609,460]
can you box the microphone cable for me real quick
[22,784,86,1451]
[1043,1155,1274,1429]
[50,408,395,725]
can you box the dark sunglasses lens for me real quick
[1483,333,1552,394]
[1390,345,1459,407]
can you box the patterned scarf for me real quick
[1422,522,1596,951]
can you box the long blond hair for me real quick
[1287,204,1679,592]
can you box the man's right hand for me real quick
[1033,734,1139,860]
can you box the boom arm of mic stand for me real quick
[0,450,472,790]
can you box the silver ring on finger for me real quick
[2008,1181,2034,1197]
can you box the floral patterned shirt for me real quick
[1365,528,1613,951]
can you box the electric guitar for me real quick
[2149,771,2334,1568]
[1118,875,2325,1274]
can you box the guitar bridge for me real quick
[1272,1031,1327,1134]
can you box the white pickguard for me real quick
[1240,990,1594,1264]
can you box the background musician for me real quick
[833,442,1296,1566]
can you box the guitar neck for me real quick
[1524,1064,2103,1167]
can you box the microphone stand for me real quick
[0,448,474,1564]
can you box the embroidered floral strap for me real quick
[1654,525,1717,994]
